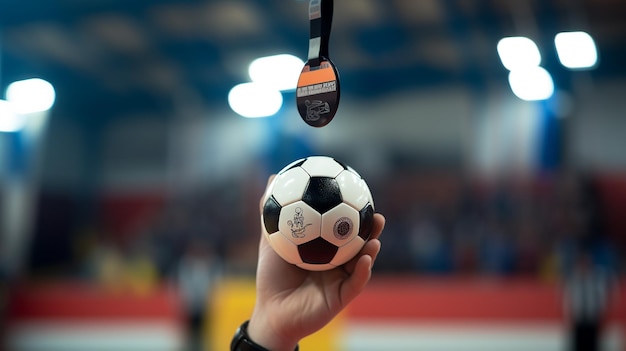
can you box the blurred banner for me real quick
[3,282,184,350]
[3,276,624,350]
[342,277,624,351]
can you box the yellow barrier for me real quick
[208,278,343,351]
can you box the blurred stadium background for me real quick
[0,0,625,350]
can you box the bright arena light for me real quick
[497,36,541,71]
[248,54,305,91]
[555,31,598,69]
[508,66,554,101]
[0,100,25,132]
[228,82,283,118]
[6,78,56,114]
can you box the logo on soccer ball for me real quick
[287,207,312,238]
[333,217,353,240]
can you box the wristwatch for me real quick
[231,321,299,351]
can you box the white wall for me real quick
[571,79,626,171]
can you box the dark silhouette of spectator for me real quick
[178,239,223,351]
[563,251,613,351]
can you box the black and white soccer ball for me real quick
[261,156,375,271]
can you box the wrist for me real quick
[231,319,299,351]
[247,313,300,351]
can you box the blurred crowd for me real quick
[59,169,623,290]
[373,170,622,279]
[0,168,622,299]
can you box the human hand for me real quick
[247,176,385,351]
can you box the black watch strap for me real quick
[231,320,299,351]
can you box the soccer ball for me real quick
[261,156,375,271]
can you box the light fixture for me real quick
[0,100,25,132]
[554,31,598,70]
[508,66,554,101]
[248,54,304,91]
[228,82,283,118]
[6,78,56,114]
[497,36,541,71]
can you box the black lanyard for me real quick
[307,0,334,67]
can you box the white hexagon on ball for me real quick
[320,203,361,247]
[300,156,345,178]
[267,232,303,265]
[278,202,321,245]
[336,170,372,210]
[346,165,361,178]
[272,167,311,206]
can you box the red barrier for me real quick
[6,282,183,322]
[348,277,625,324]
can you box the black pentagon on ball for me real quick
[358,203,374,240]
[302,177,342,214]
[262,196,282,234]
[298,237,339,264]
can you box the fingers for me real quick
[339,224,383,306]
[340,254,373,307]
[368,213,386,241]
[364,213,384,265]
[361,239,381,264]
[258,226,271,251]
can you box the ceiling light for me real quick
[248,54,304,91]
[508,66,554,101]
[228,82,283,118]
[6,78,56,114]
[554,31,598,70]
[497,36,541,71]
[0,100,25,133]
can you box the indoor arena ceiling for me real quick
[0,0,625,122]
